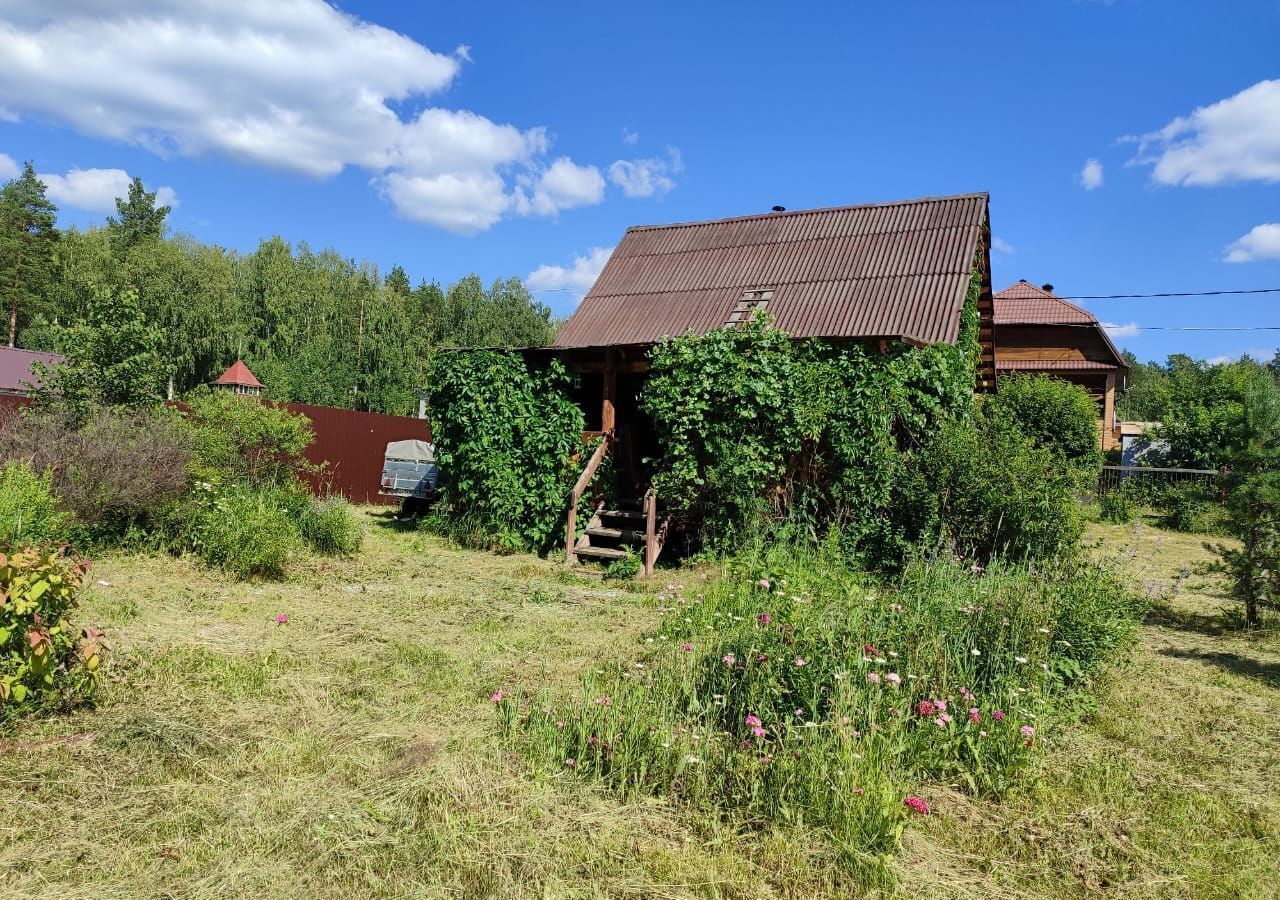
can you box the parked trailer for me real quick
[379,439,440,515]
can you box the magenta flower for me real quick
[794,657,807,667]
[903,796,929,815]
[968,707,981,724]
[490,690,507,703]
[758,578,771,589]
[275,614,288,624]
[993,710,1006,721]
[682,642,694,652]
[722,653,736,667]
[866,672,881,684]
[933,713,952,728]
[915,699,937,716]
[745,714,762,727]
[1020,725,1035,738]
[757,613,772,625]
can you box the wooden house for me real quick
[0,347,62,399]
[992,280,1129,450]
[540,192,995,570]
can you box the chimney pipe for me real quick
[1041,283,1055,293]
[771,205,785,212]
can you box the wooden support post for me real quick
[643,489,657,578]
[601,350,617,435]
[565,500,578,566]
[1102,372,1116,451]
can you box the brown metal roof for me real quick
[554,193,989,348]
[0,347,63,395]
[993,281,1128,370]
[993,281,1095,325]
[996,359,1119,372]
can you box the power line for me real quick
[1059,323,1280,332]
[1058,287,1280,300]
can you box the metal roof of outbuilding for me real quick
[553,193,990,349]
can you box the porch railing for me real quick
[565,433,612,564]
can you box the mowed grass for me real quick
[2,510,1278,898]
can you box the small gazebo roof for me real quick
[212,359,264,389]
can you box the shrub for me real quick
[1,547,103,717]
[189,487,301,580]
[894,414,1082,563]
[0,406,191,544]
[424,351,584,553]
[0,461,69,548]
[501,543,1142,883]
[603,550,642,580]
[1098,486,1136,524]
[181,388,315,487]
[985,374,1102,470]
[299,497,363,556]
[1155,482,1212,533]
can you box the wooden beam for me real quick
[601,349,617,434]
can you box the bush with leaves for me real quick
[0,406,191,544]
[985,374,1102,471]
[1097,485,1136,524]
[180,388,315,486]
[1154,482,1213,533]
[185,485,302,580]
[0,461,69,549]
[299,496,363,556]
[893,411,1082,563]
[424,351,584,552]
[1,547,103,717]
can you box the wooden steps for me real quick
[571,504,647,566]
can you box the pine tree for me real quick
[0,162,59,346]
[107,176,171,252]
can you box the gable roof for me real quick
[554,193,989,349]
[212,359,264,388]
[993,280,1095,325]
[0,347,63,395]
[993,281,1127,370]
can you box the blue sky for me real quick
[1,0,1278,364]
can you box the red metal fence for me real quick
[283,402,431,504]
[0,394,430,505]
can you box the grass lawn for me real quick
[2,510,1277,898]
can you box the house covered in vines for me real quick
[535,192,996,568]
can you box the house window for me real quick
[725,289,774,326]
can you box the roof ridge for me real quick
[623,192,989,233]
[0,346,63,357]
[611,221,980,260]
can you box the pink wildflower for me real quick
[682,642,694,652]
[594,695,612,706]
[934,699,948,713]
[794,657,807,667]
[722,653,736,667]
[915,699,937,716]
[745,714,762,727]
[884,672,901,686]
[1020,725,1035,739]
[555,719,565,729]
[757,613,772,625]
[968,707,981,724]
[275,614,288,624]
[851,787,865,795]
[758,579,771,589]
[934,713,952,728]
[866,672,881,684]
[490,690,507,703]
[751,726,767,738]
[903,796,929,815]
[993,710,1005,721]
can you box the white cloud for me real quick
[991,236,1015,255]
[38,166,178,213]
[622,127,639,146]
[1102,321,1141,339]
[1224,223,1280,263]
[527,246,614,298]
[513,157,605,217]
[1078,158,1103,190]
[1131,80,1280,186]
[0,1,607,233]
[0,152,18,179]
[608,147,683,198]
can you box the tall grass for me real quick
[502,540,1145,881]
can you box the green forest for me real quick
[0,164,559,415]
